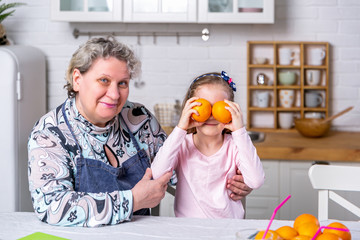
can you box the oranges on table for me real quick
[251,213,352,240]
[316,233,342,240]
[276,225,298,239]
[212,100,232,124]
[297,222,320,238]
[254,230,273,239]
[323,222,351,240]
[191,98,212,122]
[293,213,319,232]
[290,236,311,240]
[254,230,282,240]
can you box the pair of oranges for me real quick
[254,213,351,240]
[191,98,232,124]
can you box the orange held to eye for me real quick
[191,98,212,122]
[212,100,232,124]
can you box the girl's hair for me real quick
[183,72,236,134]
[64,36,141,98]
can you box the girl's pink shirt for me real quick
[151,126,265,219]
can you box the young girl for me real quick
[151,71,264,219]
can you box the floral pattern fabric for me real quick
[28,98,166,227]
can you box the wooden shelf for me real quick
[249,64,274,68]
[247,41,329,132]
[276,86,301,89]
[248,86,274,90]
[276,65,301,69]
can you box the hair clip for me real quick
[192,71,236,92]
[220,71,236,92]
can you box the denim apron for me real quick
[62,103,150,215]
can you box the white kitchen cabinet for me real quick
[198,0,274,23]
[278,161,318,220]
[159,191,176,217]
[246,160,318,220]
[51,0,122,22]
[246,160,360,221]
[246,160,280,219]
[123,0,197,23]
[51,0,274,23]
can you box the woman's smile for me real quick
[100,101,118,108]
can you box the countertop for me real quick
[254,131,360,162]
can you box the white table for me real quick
[0,212,359,240]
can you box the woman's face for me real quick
[73,57,130,127]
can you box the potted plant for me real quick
[0,0,25,45]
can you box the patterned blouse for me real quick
[28,98,167,227]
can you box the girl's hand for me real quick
[223,99,244,132]
[177,97,204,131]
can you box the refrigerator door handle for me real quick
[16,72,21,100]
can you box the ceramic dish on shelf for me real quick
[254,57,268,65]
[278,71,296,85]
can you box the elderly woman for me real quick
[28,37,251,227]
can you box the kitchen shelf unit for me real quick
[246,41,329,132]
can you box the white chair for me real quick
[308,164,360,221]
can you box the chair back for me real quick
[308,164,360,221]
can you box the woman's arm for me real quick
[226,169,253,201]
[28,127,133,227]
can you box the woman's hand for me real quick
[223,100,244,132]
[177,97,204,131]
[227,169,253,201]
[131,168,172,212]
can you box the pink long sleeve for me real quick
[151,126,187,179]
[231,128,265,189]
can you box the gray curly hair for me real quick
[64,36,141,98]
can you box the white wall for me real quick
[3,0,360,131]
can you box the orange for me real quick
[323,222,351,240]
[297,222,320,238]
[293,213,319,232]
[316,233,342,240]
[291,236,311,240]
[276,225,298,239]
[191,98,212,122]
[255,230,283,240]
[255,230,273,240]
[212,100,232,124]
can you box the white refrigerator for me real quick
[0,46,46,212]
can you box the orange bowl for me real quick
[294,118,331,138]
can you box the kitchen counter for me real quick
[254,131,360,162]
